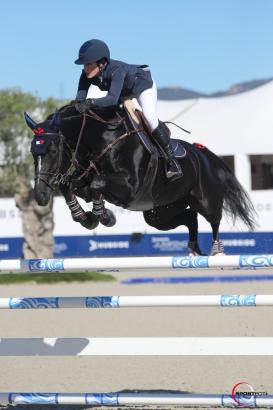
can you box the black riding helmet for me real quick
[74,39,110,65]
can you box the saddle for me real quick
[121,99,187,211]
[123,99,187,159]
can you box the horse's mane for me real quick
[46,103,122,125]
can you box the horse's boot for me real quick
[152,123,183,180]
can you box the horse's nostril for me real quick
[34,189,49,206]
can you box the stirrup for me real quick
[166,160,183,179]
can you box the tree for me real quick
[0,88,65,196]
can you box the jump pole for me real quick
[1,294,273,309]
[0,392,272,406]
[1,254,273,274]
[0,337,273,356]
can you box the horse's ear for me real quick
[50,111,61,130]
[24,112,37,130]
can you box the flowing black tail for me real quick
[201,147,257,230]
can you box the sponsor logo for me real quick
[151,236,187,252]
[0,243,9,252]
[89,240,129,252]
[35,139,45,144]
[223,239,255,247]
[231,382,267,407]
[54,242,68,254]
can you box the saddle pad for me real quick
[170,138,187,158]
[139,133,186,158]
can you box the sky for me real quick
[1,0,273,100]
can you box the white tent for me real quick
[157,80,273,191]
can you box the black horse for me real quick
[24,104,256,255]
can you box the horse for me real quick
[24,103,256,256]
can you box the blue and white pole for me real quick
[1,254,273,274]
[0,294,273,309]
[0,392,273,407]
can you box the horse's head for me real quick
[24,111,71,206]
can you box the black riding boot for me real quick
[152,123,183,179]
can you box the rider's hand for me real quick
[75,99,93,114]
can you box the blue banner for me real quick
[1,232,273,259]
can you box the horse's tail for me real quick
[200,146,257,230]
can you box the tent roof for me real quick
[157,80,273,155]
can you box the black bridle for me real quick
[34,132,74,191]
[33,107,141,190]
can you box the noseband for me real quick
[34,132,73,191]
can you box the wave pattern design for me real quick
[172,256,209,269]
[28,259,64,272]
[9,298,58,309]
[86,393,118,405]
[10,393,57,405]
[86,296,119,308]
[222,394,256,407]
[240,255,273,268]
[220,295,256,306]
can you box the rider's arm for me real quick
[75,70,91,100]
[88,66,126,108]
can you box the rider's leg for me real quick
[137,81,183,179]
[136,80,159,131]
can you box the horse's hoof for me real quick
[100,209,116,227]
[188,241,203,256]
[80,211,99,230]
[210,240,225,256]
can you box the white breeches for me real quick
[136,80,159,132]
[85,80,159,132]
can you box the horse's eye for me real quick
[49,145,58,155]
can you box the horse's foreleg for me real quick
[90,176,116,227]
[60,183,99,230]
[210,222,225,255]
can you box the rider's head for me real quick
[75,39,110,79]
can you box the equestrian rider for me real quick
[74,39,182,179]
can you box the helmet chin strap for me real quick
[98,61,107,73]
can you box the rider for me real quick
[74,39,183,179]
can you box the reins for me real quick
[71,109,143,179]
[36,105,189,188]
[35,133,73,190]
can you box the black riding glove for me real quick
[75,99,94,114]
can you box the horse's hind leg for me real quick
[210,222,225,255]
[184,209,203,255]
[143,203,203,255]
[188,194,225,256]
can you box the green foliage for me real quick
[0,88,66,196]
[0,271,115,284]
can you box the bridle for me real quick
[66,109,143,180]
[34,107,143,189]
[34,132,74,191]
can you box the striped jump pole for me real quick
[1,294,273,309]
[0,392,272,407]
[0,337,273,356]
[1,254,273,274]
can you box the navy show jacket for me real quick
[76,59,153,107]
